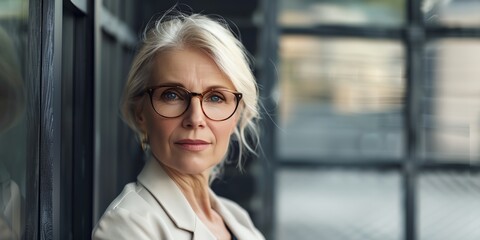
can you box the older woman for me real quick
[92,12,264,240]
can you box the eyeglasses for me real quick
[144,85,243,121]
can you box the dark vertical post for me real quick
[25,0,43,238]
[404,0,424,240]
[71,1,94,237]
[38,0,63,239]
[258,0,279,239]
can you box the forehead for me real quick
[150,47,235,90]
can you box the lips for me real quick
[175,139,210,151]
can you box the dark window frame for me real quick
[24,0,42,238]
[25,0,95,239]
[61,0,95,239]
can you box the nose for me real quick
[182,96,206,128]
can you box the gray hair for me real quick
[121,12,260,177]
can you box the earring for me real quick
[141,133,149,151]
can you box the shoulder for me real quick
[101,182,153,215]
[92,183,172,240]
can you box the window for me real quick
[278,36,405,159]
[269,0,480,239]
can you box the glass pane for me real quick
[0,0,29,239]
[419,171,480,240]
[277,36,405,160]
[279,0,405,27]
[421,39,480,162]
[276,169,402,240]
[423,0,480,27]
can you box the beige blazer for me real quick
[92,159,265,240]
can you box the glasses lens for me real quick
[202,89,239,120]
[150,87,189,118]
[149,87,240,120]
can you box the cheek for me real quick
[213,120,237,143]
[145,116,177,141]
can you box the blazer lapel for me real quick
[210,190,258,240]
[192,221,215,240]
[137,159,197,232]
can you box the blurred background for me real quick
[0,0,479,239]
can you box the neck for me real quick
[161,165,217,220]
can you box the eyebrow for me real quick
[147,82,235,92]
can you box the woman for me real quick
[92,12,264,240]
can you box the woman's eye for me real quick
[205,92,225,103]
[161,90,180,101]
[210,95,221,102]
